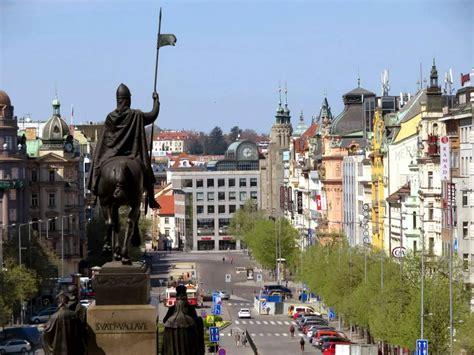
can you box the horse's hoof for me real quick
[121,258,132,265]
[113,253,122,261]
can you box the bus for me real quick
[164,284,198,307]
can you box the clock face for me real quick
[65,142,73,153]
[239,143,257,160]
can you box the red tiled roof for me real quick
[158,195,175,215]
[295,122,318,153]
[386,183,411,203]
[157,131,193,140]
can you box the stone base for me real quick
[92,261,150,305]
[87,304,158,355]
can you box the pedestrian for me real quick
[299,337,305,352]
[222,257,225,264]
[230,257,233,264]
[236,332,241,346]
[289,324,295,338]
[242,332,247,347]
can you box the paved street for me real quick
[152,250,324,354]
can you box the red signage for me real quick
[316,195,322,211]
[199,236,213,241]
[221,236,234,241]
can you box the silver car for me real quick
[0,338,32,354]
[29,307,57,324]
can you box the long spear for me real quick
[146,8,176,213]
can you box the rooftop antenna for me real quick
[284,82,288,106]
[381,69,390,96]
[444,68,454,108]
[419,62,423,91]
[357,66,361,87]
[278,83,282,106]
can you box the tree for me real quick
[226,126,241,145]
[188,132,206,155]
[207,126,227,155]
[239,129,260,143]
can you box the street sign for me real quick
[212,292,221,304]
[209,326,220,343]
[218,348,226,355]
[416,339,428,355]
[392,246,407,258]
[260,300,267,310]
[213,303,222,315]
[328,308,336,321]
[225,274,231,283]
[256,273,263,282]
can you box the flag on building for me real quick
[159,34,177,48]
[461,72,471,87]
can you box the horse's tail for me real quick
[112,161,129,200]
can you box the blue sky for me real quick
[0,0,472,134]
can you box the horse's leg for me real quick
[102,205,113,260]
[121,206,140,265]
[112,206,122,261]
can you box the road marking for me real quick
[259,333,264,336]
[298,333,304,337]
[251,333,256,337]
[282,333,288,337]
[234,321,240,324]
[227,333,231,336]
[263,321,268,325]
[255,321,261,324]
[275,333,281,336]
[270,321,276,325]
[267,333,273,336]
[291,321,297,325]
[249,320,254,324]
[276,321,283,325]
[284,321,291,325]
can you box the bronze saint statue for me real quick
[162,285,204,355]
[42,288,87,355]
[88,83,160,210]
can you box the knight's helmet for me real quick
[116,83,131,99]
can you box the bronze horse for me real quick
[97,157,143,264]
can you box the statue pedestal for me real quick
[92,261,150,305]
[87,261,158,354]
[87,304,158,355]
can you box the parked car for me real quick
[218,291,230,300]
[322,341,353,354]
[302,320,330,334]
[297,315,326,329]
[308,327,337,340]
[288,305,317,317]
[311,330,339,345]
[0,338,32,354]
[293,311,317,320]
[263,285,292,298]
[79,299,93,308]
[237,308,251,319]
[315,335,349,349]
[29,307,57,324]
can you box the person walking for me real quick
[222,257,225,264]
[242,332,247,347]
[289,324,295,338]
[299,337,305,352]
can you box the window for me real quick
[239,178,247,187]
[207,205,215,214]
[240,191,247,201]
[229,191,236,201]
[427,171,433,188]
[250,178,257,187]
[49,170,55,182]
[31,193,38,207]
[11,167,18,179]
[428,237,434,255]
[49,219,56,231]
[197,218,214,234]
[463,253,469,270]
[218,192,225,201]
[164,229,170,237]
[196,192,204,201]
[9,190,16,201]
[196,179,203,188]
[462,191,468,207]
[228,179,235,187]
[184,179,193,188]
[5,136,12,149]
[218,205,226,214]
[9,209,16,222]
[49,193,56,207]
[250,191,258,200]
[164,217,169,224]
[218,218,230,235]
[413,240,417,253]
[197,205,204,214]
[229,205,236,213]
[428,203,434,220]
[218,179,225,187]
[463,222,469,239]
[412,211,416,228]
[207,178,214,187]
[207,192,215,201]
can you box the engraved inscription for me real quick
[94,322,148,333]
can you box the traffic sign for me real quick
[225,274,231,283]
[209,326,220,342]
[416,339,428,355]
[256,273,263,282]
[212,292,221,304]
[328,308,336,321]
[392,246,407,258]
[213,304,222,315]
[218,348,226,355]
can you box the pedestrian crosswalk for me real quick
[220,332,304,337]
[233,320,296,325]
[226,302,253,307]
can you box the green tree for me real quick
[0,259,37,327]
[227,126,241,144]
[229,200,264,240]
[207,126,227,154]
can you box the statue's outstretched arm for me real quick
[143,92,160,125]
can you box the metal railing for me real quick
[245,329,258,355]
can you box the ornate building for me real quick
[260,88,292,217]
[0,90,28,249]
[27,97,86,276]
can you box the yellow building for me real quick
[371,109,385,249]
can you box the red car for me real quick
[322,341,352,354]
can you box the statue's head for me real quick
[176,285,187,298]
[66,284,78,302]
[116,83,131,112]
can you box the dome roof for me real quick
[293,111,308,137]
[42,115,70,141]
[0,90,11,106]
[52,97,60,106]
